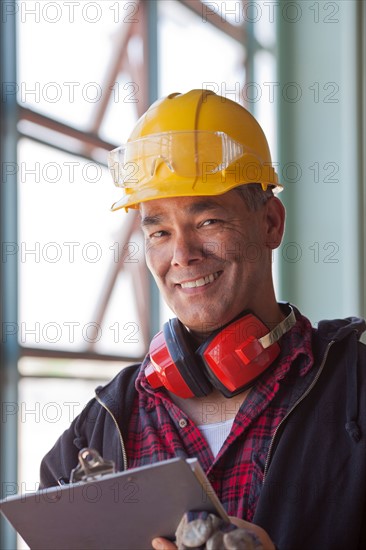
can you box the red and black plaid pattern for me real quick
[126,313,314,521]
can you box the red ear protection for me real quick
[145,306,296,399]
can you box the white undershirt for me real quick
[198,418,235,457]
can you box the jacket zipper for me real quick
[262,339,335,482]
[94,392,128,471]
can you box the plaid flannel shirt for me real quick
[126,313,314,521]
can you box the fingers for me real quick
[151,537,177,550]
[151,516,275,550]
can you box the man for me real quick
[41,90,366,549]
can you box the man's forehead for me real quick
[140,195,226,222]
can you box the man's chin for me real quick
[170,303,237,340]
[182,317,227,343]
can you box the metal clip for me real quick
[70,448,116,483]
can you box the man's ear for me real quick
[264,197,286,249]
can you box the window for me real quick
[2,2,277,547]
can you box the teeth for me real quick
[181,272,219,289]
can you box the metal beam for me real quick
[19,106,116,153]
[20,346,144,364]
[0,1,19,547]
[86,211,141,351]
[142,0,161,338]
[89,13,136,134]
[179,0,246,44]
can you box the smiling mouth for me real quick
[179,271,221,289]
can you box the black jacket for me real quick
[40,316,366,550]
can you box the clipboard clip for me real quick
[69,448,116,483]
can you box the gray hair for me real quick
[234,183,274,211]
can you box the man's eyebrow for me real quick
[140,214,163,227]
[140,200,224,227]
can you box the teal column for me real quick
[146,0,161,337]
[0,0,19,548]
[276,0,364,322]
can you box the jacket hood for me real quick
[316,315,366,342]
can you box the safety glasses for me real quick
[108,131,245,188]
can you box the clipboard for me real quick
[0,450,228,550]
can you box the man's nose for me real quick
[171,232,203,267]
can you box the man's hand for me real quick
[151,515,275,550]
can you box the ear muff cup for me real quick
[163,319,212,397]
[197,313,280,397]
[146,305,296,399]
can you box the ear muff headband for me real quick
[146,305,296,399]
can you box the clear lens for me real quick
[108,131,244,188]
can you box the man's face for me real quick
[140,190,280,339]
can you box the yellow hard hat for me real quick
[109,89,282,212]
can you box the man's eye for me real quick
[150,230,167,238]
[201,219,219,227]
